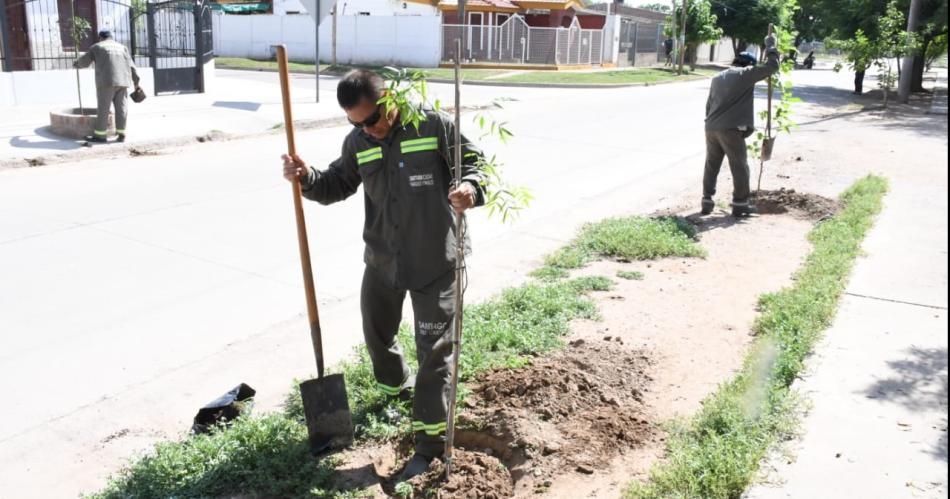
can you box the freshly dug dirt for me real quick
[456,341,655,495]
[754,188,840,220]
[407,449,515,499]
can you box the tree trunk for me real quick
[911,55,926,91]
[912,37,931,92]
[854,70,866,94]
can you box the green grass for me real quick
[214,57,716,86]
[87,414,340,499]
[495,67,717,85]
[215,56,343,74]
[625,175,888,499]
[617,270,645,281]
[541,216,705,276]
[214,58,502,80]
[92,276,609,497]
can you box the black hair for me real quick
[336,69,384,110]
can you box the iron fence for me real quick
[618,20,666,67]
[1,0,212,82]
[442,15,603,66]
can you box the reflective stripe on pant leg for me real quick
[408,269,456,458]
[412,420,448,436]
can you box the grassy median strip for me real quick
[89,212,715,497]
[495,67,717,85]
[625,175,888,499]
[533,216,705,280]
[90,276,612,497]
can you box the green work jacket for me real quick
[301,110,485,289]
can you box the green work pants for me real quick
[360,266,456,458]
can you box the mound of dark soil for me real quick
[754,188,840,220]
[407,450,514,499]
[456,341,655,493]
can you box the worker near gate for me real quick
[281,70,485,481]
[701,29,779,217]
[73,30,140,144]
[664,36,675,66]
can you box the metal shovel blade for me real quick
[761,137,776,162]
[299,373,354,454]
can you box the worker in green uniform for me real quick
[281,69,485,481]
[73,30,140,144]
[701,30,779,217]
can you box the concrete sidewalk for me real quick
[0,69,345,164]
[745,77,949,499]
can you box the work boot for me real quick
[701,198,715,215]
[398,453,433,482]
[84,135,107,144]
[732,204,757,218]
[116,134,126,143]
[397,374,415,401]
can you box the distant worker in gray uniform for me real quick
[73,30,140,144]
[701,28,779,217]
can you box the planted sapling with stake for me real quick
[376,66,532,223]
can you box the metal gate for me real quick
[145,0,211,94]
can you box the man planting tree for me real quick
[281,69,485,481]
[701,27,780,217]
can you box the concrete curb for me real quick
[0,104,493,170]
[0,116,347,171]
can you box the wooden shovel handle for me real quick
[276,45,325,378]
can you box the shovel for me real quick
[276,44,354,454]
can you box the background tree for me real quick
[713,0,794,56]
[639,2,672,13]
[667,0,723,67]
[792,0,828,46]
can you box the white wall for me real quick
[0,67,156,107]
[601,15,621,65]
[213,13,443,67]
[696,37,751,64]
[278,0,436,16]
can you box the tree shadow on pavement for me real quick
[780,83,948,139]
[863,346,949,462]
[8,127,84,151]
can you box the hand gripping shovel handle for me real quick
[277,45,326,378]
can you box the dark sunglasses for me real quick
[348,106,383,128]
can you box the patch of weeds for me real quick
[568,275,615,293]
[545,217,705,271]
[617,270,645,281]
[87,414,338,499]
[529,265,569,281]
[393,481,413,498]
[579,216,704,262]
[460,278,600,380]
[625,175,887,499]
[543,245,591,270]
[271,122,285,130]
